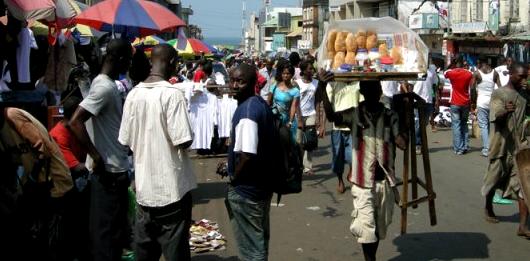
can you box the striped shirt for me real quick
[349,103,399,188]
[118,81,197,207]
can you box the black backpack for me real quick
[268,87,303,203]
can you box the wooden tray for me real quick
[333,72,423,82]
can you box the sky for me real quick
[182,0,301,39]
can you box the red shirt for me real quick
[445,68,473,106]
[193,70,206,82]
[255,71,267,95]
[50,122,87,169]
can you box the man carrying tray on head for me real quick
[316,70,407,261]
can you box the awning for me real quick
[286,29,303,38]
[502,32,530,42]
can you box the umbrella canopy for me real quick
[5,0,80,28]
[168,38,211,56]
[75,0,186,37]
[132,35,166,46]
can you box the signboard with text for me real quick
[451,22,487,33]
[488,0,500,32]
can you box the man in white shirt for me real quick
[118,44,196,261]
[69,39,132,261]
[412,65,438,154]
[258,59,276,100]
[494,57,512,87]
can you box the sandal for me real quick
[517,230,530,239]
[484,209,499,223]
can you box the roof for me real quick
[286,29,303,38]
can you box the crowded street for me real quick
[191,128,530,261]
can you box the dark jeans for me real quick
[135,192,192,261]
[89,171,130,261]
[225,187,272,261]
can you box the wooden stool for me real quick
[394,92,437,234]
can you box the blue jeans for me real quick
[331,130,353,175]
[225,187,272,261]
[450,105,470,153]
[477,107,490,155]
[415,103,435,146]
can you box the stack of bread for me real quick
[326,29,405,70]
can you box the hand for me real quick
[318,69,334,84]
[505,101,515,113]
[91,153,106,174]
[395,134,408,151]
[317,124,325,138]
[297,122,304,130]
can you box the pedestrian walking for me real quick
[473,56,502,157]
[258,59,276,100]
[494,57,512,88]
[317,71,407,261]
[445,57,474,155]
[69,38,132,261]
[481,63,530,238]
[118,44,196,261]
[225,63,276,261]
[413,64,438,154]
[296,60,320,175]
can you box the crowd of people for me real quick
[1,26,530,261]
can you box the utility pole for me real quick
[242,0,247,51]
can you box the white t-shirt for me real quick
[296,79,318,117]
[80,74,129,173]
[477,70,495,109]
[413,68,437,104]
[118,81,196,207]
[495,65,509,87]
[381,81,399,98]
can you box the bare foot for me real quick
[484,209,499,223]
[517,228,530,238]
[337,180,346,194]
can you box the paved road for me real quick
[189,128,530,261]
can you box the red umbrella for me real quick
[75,0,186,37]
[188,38,211,54]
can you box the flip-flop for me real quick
[484,215,500,223]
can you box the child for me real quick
[317,71,407,261]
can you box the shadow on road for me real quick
[390,232,491,260]
[191,254,238,261]
[192,181,228,205]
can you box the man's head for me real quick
[478,55,489,68]
[104,38,132,75]
[359,81,383,105]
[299,61,314,80]
[454,57,464,68]
[62,97,82,120]
[150,44,178,80]
[506,57,513,67]
[289,52,301,67]
[508,63,529,90]
[265,59,274,71]
[230,63,257,103]
[203,61,213,76]
[498,57,506,66]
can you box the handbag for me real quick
[301,126,318,151]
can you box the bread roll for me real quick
[345,51,356,65]
[346,33,357,52]
[367,31,376,37]
[379,43,389,57]
[333,51,345,69]
[334,32,348,52]
[391,47,403,64]
[355,35,366,49]
[327,30,337,52]
[366,34,378,50]
[355,31,366,38]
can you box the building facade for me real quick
[302,0,329,50]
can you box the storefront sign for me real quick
[329,5,341,12]
[409,13,439,30]
[409,14,423,29]
[488,0,500,32]
[297,39,311,49]
[452,22,487,33]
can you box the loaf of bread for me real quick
[379,43,389,57]
[327,30,337,52]
[334,32,348,52]
[391,47,403,64]
[345,51,356,65]
[333,51,345,69]
[366,34,378,50]
[345,33,357,52]
[355,31,367,49]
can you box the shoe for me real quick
[455,151,464,155]
[493,194,513,205]
[415,145,422,155]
